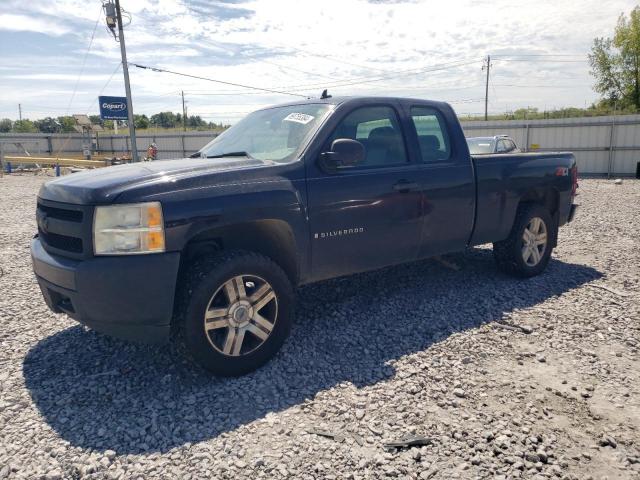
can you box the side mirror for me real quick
[319,138,365,169]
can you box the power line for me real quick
[61,6,103,116]
[278,45,393,73]
[492,83,591,88]
[131,63,310,98]
[196,40,345,82]
[142,56,577,101]
[200,57,481,94]
[184,81,486,97]
[143,58,480,98]
[185,91,275,96]
[494,59,586,63]
[284,58,481,92]
[491,54,586,58]
[53,7,103,157]
[52,62,121,158]
[18,64,122,119]
[91,62,123,108]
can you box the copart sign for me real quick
[99,96,129,120]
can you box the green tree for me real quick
[89,115,103,127]
[0,118,12,132]
[56,116,76,133]
[589,6,640,109]
[187,115,206,128]
[150,112,178,128]
[134,114,150,129]
[13,119,37,133]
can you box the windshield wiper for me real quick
[207,151,253,159]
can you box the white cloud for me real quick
[0,13,72,36]
[0,0,638,121]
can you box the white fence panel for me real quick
[462,114,640,176]
[2,117,639,175]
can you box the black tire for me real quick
[493,204,555,278]
[177,250,294,376]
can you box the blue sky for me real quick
[0,0,636,123]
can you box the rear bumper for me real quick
[31,238,180,343]
[559,200,578,226]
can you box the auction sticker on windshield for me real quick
[283,113,315,124]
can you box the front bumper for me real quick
[31,238,180,343]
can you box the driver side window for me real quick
[329,106,408,167]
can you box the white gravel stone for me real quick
[0,175,638,479]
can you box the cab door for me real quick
[401,103,476,257]
[305,104,425,281]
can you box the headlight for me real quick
[93,202,165,255]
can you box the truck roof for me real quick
[256,96,452,111]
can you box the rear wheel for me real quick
[179,251,294,376]
[493,204,554,277]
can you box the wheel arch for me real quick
[516,187,559,247]
[179,219,300,286]
[518,186,559,215]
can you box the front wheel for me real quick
[179,251,294,376]
[493,204,555,277]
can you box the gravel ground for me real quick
[0,173,638,480]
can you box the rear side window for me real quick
[330,106,408,168]
[410,107,451,162]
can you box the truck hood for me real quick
[38,157,276,205]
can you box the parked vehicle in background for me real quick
[31,97,578,376]
[467,135,521,155]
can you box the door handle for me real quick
[393,181,419,193]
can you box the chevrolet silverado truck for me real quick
[31,97,578,375]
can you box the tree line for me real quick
[0,112,229,134]
[460,104,630,122]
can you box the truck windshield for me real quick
[200,104,333,163]
[467,138,495,155]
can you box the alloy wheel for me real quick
[521,217,547,267]
[203,275,278,356]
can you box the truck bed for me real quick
[470,152,576,246]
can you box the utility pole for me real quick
[18,104,22,122]
[482,55,491,121]
[115,0,138,161]
[105,0,139,161]
[181,90,187,132]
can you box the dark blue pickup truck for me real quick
[31,97,578,375]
